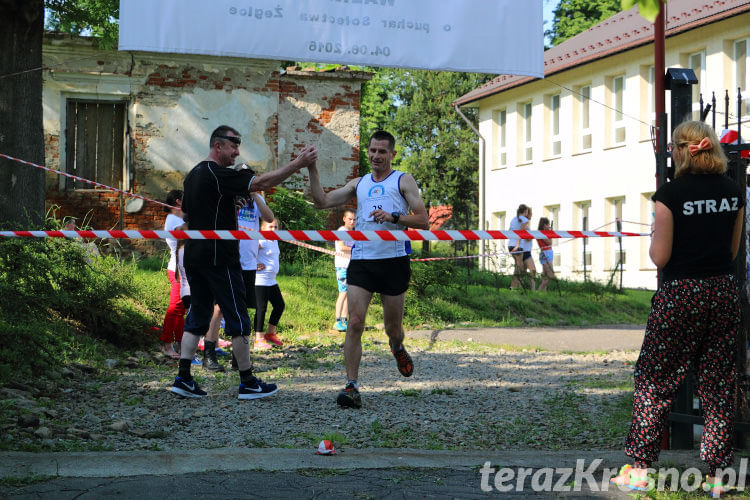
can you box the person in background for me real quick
[508,204,536,290]
[333,209,356,332]
[536,217,555,292]
[160,190,185,359]
[205,191,274,364]
[611,121,744,497]
[254,218,285,348]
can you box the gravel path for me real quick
[1,333,639,453]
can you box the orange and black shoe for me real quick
[336,382,362,409]
[391,344,413,377]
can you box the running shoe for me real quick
[264,333,283,347]
[215,347,230,357]
[191,354,203,366]
[336,382,362,409]
[391,344,413,377]
[254,338,273,350]
[333,320,346,332]
[238,376,278,400]
[170,376,207,398]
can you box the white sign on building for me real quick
[119,0,544,76]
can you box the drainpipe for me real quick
[453,103,486,268]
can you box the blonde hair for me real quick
[671,120,727,178]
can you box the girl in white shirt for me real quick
[254,218,285,349]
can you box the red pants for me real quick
[160,270,185,343]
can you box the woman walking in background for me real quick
[160,190,185,359]
[508,204,536,290]
[536,217,555,291]
[611,121,744,497]
[254,218,286,349]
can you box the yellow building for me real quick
[455,0,750,289]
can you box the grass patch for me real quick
[0,475,57,488]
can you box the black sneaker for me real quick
[238,376,278,400]
[336,382,362,409]
[170,376,207,398]
[203,351,226,372]
[391,345,414,377]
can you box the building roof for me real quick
[429,205,453,230]
[454,0,750,106]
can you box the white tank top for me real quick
[352,170,410,260]
[238,196,262,271]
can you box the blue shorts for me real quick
[539,249,554,265]
[336,267,348,293]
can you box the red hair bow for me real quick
[688,137,712,157]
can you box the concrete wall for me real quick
[41,34,368,254]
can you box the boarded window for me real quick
[65,100,126,190]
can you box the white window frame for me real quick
[689,51,706,119]
[734,38,749,115]
[612,75,625,145]
[523,102,533,162]
[549,93,561,157]
[580,85,591,152]
[494,109,507,167]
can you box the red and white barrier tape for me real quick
[0,229,648,241]
[0,152,174,210]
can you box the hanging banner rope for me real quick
[0,152,174,210]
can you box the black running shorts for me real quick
[347,255,411,296]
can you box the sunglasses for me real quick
[216,134,241,145]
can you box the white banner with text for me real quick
[119,0,543,76]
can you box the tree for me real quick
[45,0,119,49]
[360,69,491,254]
[546,0,621,46]
[0,0,45,228]
[0,0,119,229]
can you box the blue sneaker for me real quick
[238,376,278,400]
[215,347,230,357]
[191,355,203,366]
[170,376,207,398]
[333,320,346,332]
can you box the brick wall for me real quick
[42,34,371,256]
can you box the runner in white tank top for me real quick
[307,130,429,410]
[352,170,410,260]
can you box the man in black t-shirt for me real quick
[171,125,317,399]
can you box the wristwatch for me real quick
[391,212,400,224]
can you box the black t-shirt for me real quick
[652,173,743,281]
[182,161,255,267]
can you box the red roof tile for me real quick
[454,0,750,106]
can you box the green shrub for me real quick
[267,187,328,264]
[0,225,160,383]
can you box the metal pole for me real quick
[583,215,588,282]
[453,104,486,269]
[654,0,672,452]
[617,218,623,290]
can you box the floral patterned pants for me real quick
[624,274,740,469]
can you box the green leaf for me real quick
[635,0,664,22]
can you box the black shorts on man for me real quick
[184,266,252,337]
[347,255,411,296]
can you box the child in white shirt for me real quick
[254,218,285,349]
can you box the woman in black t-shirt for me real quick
[612,121,745,496]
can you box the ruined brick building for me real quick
[41,33,369,253]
